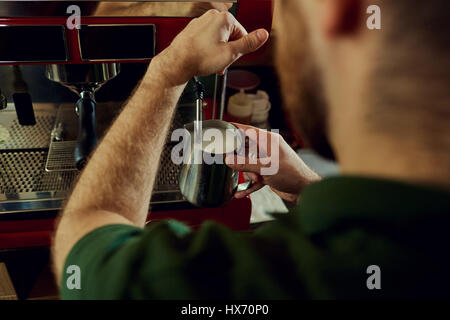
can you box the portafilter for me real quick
[46,63,120,169]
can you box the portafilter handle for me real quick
[74,91,98,170]
[45,63,120,170]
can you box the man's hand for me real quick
[226,124,321,203]
[155,9,269,86]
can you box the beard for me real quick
[274,1,335,160]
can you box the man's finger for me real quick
[225,154,260,173]
[225,154,271,174]
[235,182,265,199]
[228,13,248,41]
[270,187,299,204]
[231,122,259,131]
[245,172,262,183]
[228,28,269,56]
[231,122,275,153]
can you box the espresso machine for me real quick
[0,0,273,250]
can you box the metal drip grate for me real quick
[153,104,194,192]
[0,146,178,198]
[155,144,181,191]
[0,103,191,213]
[34,170,77,192]
[0,150,76,194]
[45,140,77,172]
[0,151,45,193]
[45,139,181,191]
[0,115,54,150]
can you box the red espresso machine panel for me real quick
[0,0,273,65]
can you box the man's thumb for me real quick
[230,29,269,56]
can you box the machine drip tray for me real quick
[0,103,190,215]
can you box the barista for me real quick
[53,1,450,299]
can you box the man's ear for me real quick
[322,0,363,37]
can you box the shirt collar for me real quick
[296,176,450,236]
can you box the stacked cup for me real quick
[248,90,271,128]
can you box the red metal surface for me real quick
[148,196,252,232]
[0,218,55,234]
[0,230,53,249]
[237,0,274,32]
[236,0,274,61]
[0,196,251,250]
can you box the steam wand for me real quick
[193,77,205,151]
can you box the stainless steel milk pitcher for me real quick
[179,120,250,208]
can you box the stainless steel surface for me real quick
[0,65,201,214]
[0,144,185,214]
[212,75,218,119]
[0,149,77,213]
[0,149,76,194]
[1,150,48,194]
[0,99,195,214]
[211,73,227,120]
[0,103,70,214]
[45,63,120,95]
[195,99,203,125]
[0,4,215,213]
[155,145,181,191]
[179,120,246,208]
[0,116,54,150]
[0,105,55,150]
[219,71,228,120]
[45,141,77,172]
[194,99,203,145]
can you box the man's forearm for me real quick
[64,57,186,226]
[52,56,186,278]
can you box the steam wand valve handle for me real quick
[74,91,98,170]
[193,77,205,101]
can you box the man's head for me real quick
[274,0,450,184]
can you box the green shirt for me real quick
[61,176,450,299]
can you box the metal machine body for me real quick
[0,0,273,249]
